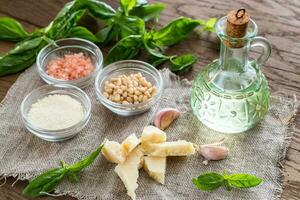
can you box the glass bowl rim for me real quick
[36,37,103,85]
[20,84,91,135]
[94,60,163,109]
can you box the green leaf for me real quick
[47,9,86,40]
[0,17,29,41]
[105,35,142,65]
[95,25,114,44]
[192,172,224,191]
[78,0,116,20]
[149,55,169,67]
[22,143,104,198]
[225,174,263,189]
[114,14,145,39]
[170,54,197,72]
[67,144,104,173]
[152,17,200,47]
[68,26,99,43]
[129,3,166,22]
[202,18,217,32]
[136,0,147,6]
[22,168,66,198]
[120,0,137,15]
[0,37,46,76]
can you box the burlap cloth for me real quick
[0,66,298,200]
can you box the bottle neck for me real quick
[219,42,249,73]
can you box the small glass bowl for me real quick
[95,60,163,116]
[20,84,91,142]
[37,38,103,88]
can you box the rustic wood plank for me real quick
[0,0,299,200]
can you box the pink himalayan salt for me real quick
[46,53,94,80]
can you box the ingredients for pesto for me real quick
[102,125,196,200]
[198,139,229,161]
[27,94,84,130]
[46,52,94,80]
[153,108,180,130]
[22,143,104,198]
[192,172,263,191]
[103,73,157,104]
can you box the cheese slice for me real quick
[115,148,143,200]
[143,156,166,184]
[141,126,166,144]
[145,140,196,157]
[121,133,140,155]
[102,140,126,164]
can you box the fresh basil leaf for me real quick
[114,14,145,39]
[225,174,263,189]
[68,26,99,43]
[202,18,217,32]
[152,17,200,47]
[77,0,116,20]
[47,9,85,39]
[149,55,169,67]
[105,35,142,64]
[129,3,166,22]
[22,168,66,198]
[170,54,197,72]
[120,0,137,15]
[0,37,46,76]
[0,17,29,41]
[67,144,104,173]
[193,172,224,191]
[10,37,44,54]
[95,25,114,44]
[67,171,80,183]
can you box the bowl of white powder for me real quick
[20,84,91,141]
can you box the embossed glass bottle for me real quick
[191,12,271,133]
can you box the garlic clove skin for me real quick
[199,145,229,161]
[154,108,180,130]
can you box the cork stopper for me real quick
[226,8,250,38]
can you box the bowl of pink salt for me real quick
[37,38,103,88]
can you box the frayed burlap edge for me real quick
[0,68,299,200]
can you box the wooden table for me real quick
[0,0,299,199]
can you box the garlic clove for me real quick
[199,143,229,161]
[154,108,180,130]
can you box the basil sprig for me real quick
[0,0,216,75]
[22,144,104,198]
[192,172,263,191]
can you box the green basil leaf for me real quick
[68,26,99,43]
[0,37,46,76]
[78,0,116,20]
[67,144,104,173]
[22,168,66,198]
[0,17,29,41]
[226,174,263,189]
[47,9,85,39]
[149,55,169,67]
[114,14,145,39]
[202,18,217,32]
[95,25,113,44]
[152,17,200,47]
[67,171,80,183]
[10,37,44,54]
[129,3,166,22]
[193,172,224,191]
[136,0,147,6]
[105,35,142,65]
[170,54,197,72]
[120,0,137,15]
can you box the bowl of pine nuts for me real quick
[95,60,163,116]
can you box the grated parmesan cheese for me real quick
[27,94,84,130]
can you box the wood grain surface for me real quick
[0,0,299,199]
